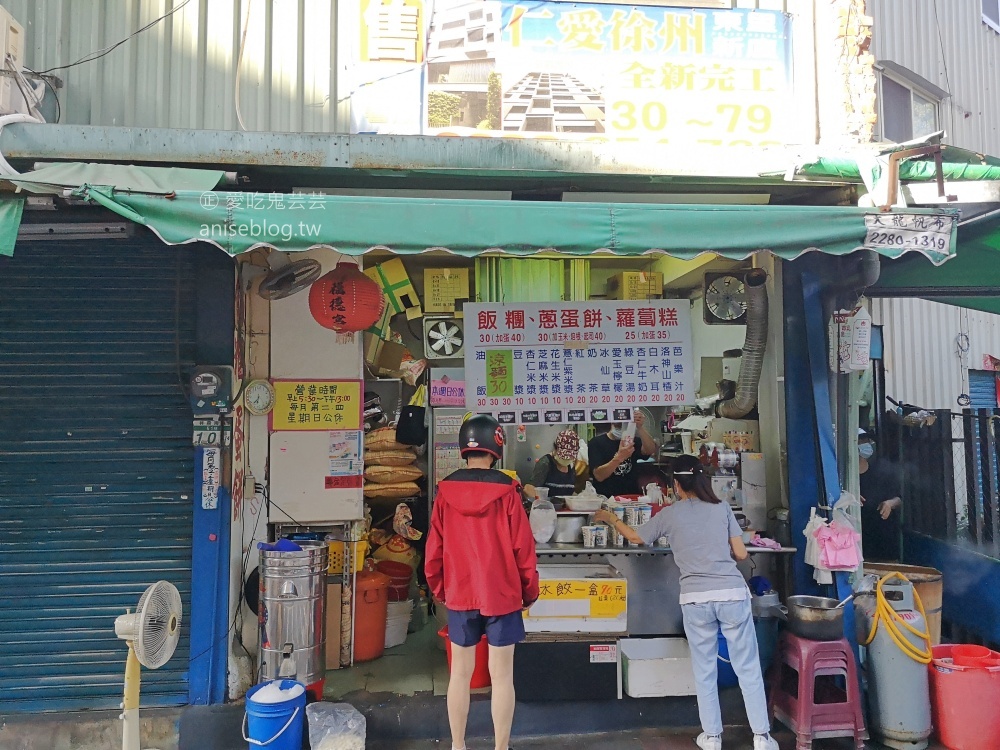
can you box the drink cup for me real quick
[637,504,652,526]
[582,526,597,548]
[593,525,608,548]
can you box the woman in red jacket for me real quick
[425,414,539,750]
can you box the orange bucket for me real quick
[438,627,491,689]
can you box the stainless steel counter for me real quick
[534,544,796,636]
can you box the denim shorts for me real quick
[447,608,526,647]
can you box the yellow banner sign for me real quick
[535,579,627,619]
[272,380,362,431]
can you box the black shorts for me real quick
[447,608,525,647]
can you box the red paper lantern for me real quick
[309,261,386,333]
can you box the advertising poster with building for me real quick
[464,301,694,424]
[352,0,792,149]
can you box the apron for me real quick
[542,456,576,498]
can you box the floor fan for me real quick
[114,581,183,750]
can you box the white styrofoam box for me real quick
[620,638,697,698]
[524,563,627,633]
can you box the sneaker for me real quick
[695,733,722,750]
[753,734,779,750]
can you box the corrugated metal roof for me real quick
[5,0,348,132]
[869,0,1000,156]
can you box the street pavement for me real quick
[368,726,946,749]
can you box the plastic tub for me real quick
[929,644,1000,749]
[951,644,992,668]
[438,626,491,689]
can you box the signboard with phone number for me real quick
[465,301,694,424]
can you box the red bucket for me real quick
[952,644,992,668]
[376,560,413,602]
[438,626,491,689]
[930,645,1000,749]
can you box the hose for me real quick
[862,572,933,665]
[718,268,768,419]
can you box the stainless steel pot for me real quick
[776,595,844,641]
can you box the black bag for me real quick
[396,384,427,446]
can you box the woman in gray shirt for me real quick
[594,454,777,750]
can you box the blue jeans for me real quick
[681,597,771,736]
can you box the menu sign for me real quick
[465,301,694,423]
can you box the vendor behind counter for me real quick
[588,413,656,497]
[524,429,587,500]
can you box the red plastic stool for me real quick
[768,633,867,750]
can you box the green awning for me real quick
[874,214,1000,315]
[76,185,959,264]
[0,196,24,257]
[12,163,226,195]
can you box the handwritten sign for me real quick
[200,447,221,510]
[272,380,362,431]
[466,301,694,424]
[430,375,466,407]
[864,213,955,263]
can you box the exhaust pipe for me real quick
[718,268,769,419]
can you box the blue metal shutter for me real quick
[0,239,197,712]
[969,369,999,409]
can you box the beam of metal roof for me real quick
[0,123,830,182]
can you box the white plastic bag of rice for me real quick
[306,701,366,750]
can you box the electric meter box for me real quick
[190,366,235,415]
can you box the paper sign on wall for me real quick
[465,301,694,423]
[272,380,362,431]
[828,307,872,373]
[200,447,221,510]
[327,430,363,490]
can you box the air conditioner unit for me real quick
[0,6,25,115]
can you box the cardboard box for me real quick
[363,333,407,373]
[620,637,697,698]
[364,258,422,320]
[607,271,664,300]
[423,268,470,315]
[523,563,627,633]
[325,581,343,669]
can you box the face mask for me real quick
[608,426,623,440]
[859,443,874,460]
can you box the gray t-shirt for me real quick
[637,499,747,599]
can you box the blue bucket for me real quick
[717,630,739,688]
[243,680,306,749]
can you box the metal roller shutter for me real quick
[969,369,999,410]
[0,239,198,712]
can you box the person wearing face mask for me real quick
[587,412,656,498]
[859,428,902,562]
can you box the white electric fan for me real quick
[114,581,183,750]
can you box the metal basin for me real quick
[779,595,844,641]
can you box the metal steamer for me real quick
[258,541,329,686]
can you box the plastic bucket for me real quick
[952,644,993,668]
[717,630,739,688]
[930,645,1000,749]
[439,626,491,689]
[243,680,306,749]
[376,560,412,602]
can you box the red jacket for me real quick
[425,468,539,617]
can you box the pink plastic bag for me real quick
[814,521,862,570]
